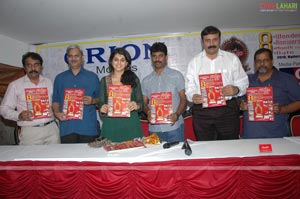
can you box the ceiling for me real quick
[0,0,299,45]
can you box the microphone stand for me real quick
[182,140,192,156]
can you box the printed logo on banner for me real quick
[279,67,300,85]
[221,37,250,72]
[37,27,300,84]
[63,43,152,76]
[260,2,298,12]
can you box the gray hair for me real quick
[66,44,84,55]
[66,44,85,65]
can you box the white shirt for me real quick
[185,49,249,102]
[0,75,54,127]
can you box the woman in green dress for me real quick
[99,48,143,142]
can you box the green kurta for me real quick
[99,75,143,142]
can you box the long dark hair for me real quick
[108,47,137,88]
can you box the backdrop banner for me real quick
[36,27,300,84]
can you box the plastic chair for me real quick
[290,115,300,136]
[140,119,149,137]
[184,115,196,141]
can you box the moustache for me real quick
[208,45,217,49]
[29,70,39,74]
[258,66,267,74]
[154,61,162,64]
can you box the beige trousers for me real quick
[19,122,60,145]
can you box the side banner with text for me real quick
[36,27,300,84]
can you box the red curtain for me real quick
[0,155,300,199]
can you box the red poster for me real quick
[107,85,131,117]
[25,88,51,119]
[150,92,173,124]
[63,88,84,120]
[247,86,274,121]
[199,73,226,108]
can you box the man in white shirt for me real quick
[185,26,249,141]
[0,52,60,145]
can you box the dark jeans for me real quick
[192,98,240,141]
[61,133,98,143]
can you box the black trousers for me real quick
[61,133,98,143]
[192,99,240,141]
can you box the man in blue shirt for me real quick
[142,42,187,142]
[241,48,300,138]
[52,45,100,143]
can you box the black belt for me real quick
[32,120,55,127]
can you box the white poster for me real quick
[36,27,300,84]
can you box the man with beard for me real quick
[0,52,60,145]
[185,26,249,141]
[52,45,100,143]
[240,48,300,138]
[142,42,187,142]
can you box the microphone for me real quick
[182,140,192,156]
[163,141,180,149]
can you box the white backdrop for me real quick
[36,26,300,84]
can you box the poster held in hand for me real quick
[150,92,173,124]
[107,85,131,117]
[199,73,226,108]
[63,88,84,120]
[247,86,274,121]
[25,87,51,119]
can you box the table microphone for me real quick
[182,140,192,156]
[163,141,180,149]
[184,141,192,156]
